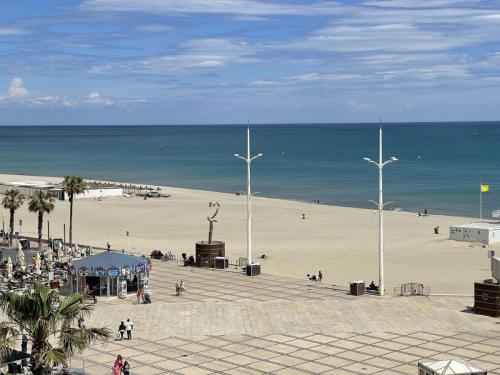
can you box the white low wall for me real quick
[74,188,123,199]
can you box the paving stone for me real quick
[363,356,401,369]
[222,354,260,366]
[290,349,326,361]
[294,360,333,373]
[247,360,284,372]
[269,355,306,367]
[267,343,298,354]
[176,366,213,375]
[154,359,189,370]
[273,367,310,375]
[342,362,383,374]
[316,356,353,368]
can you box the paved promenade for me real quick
[75,261,500,374]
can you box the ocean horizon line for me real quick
[0,120,499,127]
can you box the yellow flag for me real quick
[481,184,489,193]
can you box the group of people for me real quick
[135,286,151,304]
[117,318,134,340]
[175,280,186,296]
[418,209,429,217]
[306,270,323,282]
[112,355,130,375]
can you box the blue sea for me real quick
[0,123,499,218]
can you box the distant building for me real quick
[0,180,123,200]
[450,222,500,245]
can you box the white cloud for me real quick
[378,64,470,81]
[363,0,477,8]
[347,101,378,113]
[290,73,365,82]
[249,80,279,86]
[30,96,60,107]
[80,0,343,16]
[0,78,118,108]
[290,23,464,52]
[85,92,114,105]
[89,38,257,76]
[135,24,171,33]
[0,27,29,36]
[7,78,29,98]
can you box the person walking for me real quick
[77,316,85,329]
[114,355,123,367]
[107,241,111,251]
[136,288,141,304]
[125,318,133,340]
[118,322,126,340]
[180,280,186,295]
[175,280,180,296]
[318,270,323,282]
[122,361,130,375]
[112,355,123,375]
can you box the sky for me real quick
[0,0,500,125]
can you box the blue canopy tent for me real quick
[71,252,150,298]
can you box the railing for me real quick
[394,283,431,296]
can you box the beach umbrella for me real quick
[17,244,25,272]
[6,257,13,279]
[58,245,64,260]
[35,252,41,273]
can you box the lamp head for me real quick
[234,153,240,158]
[363,157,371,162]
[390,156,398,161]
[257,153,263,157]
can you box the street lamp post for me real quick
[234,127,263,269]
[363,127,397,296]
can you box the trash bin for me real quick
[246,263,261,276]
[214,257,229,269]
[350,280,365,296]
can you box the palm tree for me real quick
[0,283,110,375]
[1,189,25,246]
[28,190,56,249]
[0,322,17,361]
[62,176,86,248]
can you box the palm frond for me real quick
[42,346,66,366]
[0,323,18,361]
[57,293,86,320]
[59,327,110,356]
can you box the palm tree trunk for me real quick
[30,340,46,375]
[69,195,73,248]
[9,209,14,247]
[38,211,43,249]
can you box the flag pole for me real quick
[480,186,483,221]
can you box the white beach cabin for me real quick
[449,223,500,245]
[418,359,486,375]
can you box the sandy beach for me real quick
[0,173,496,295]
